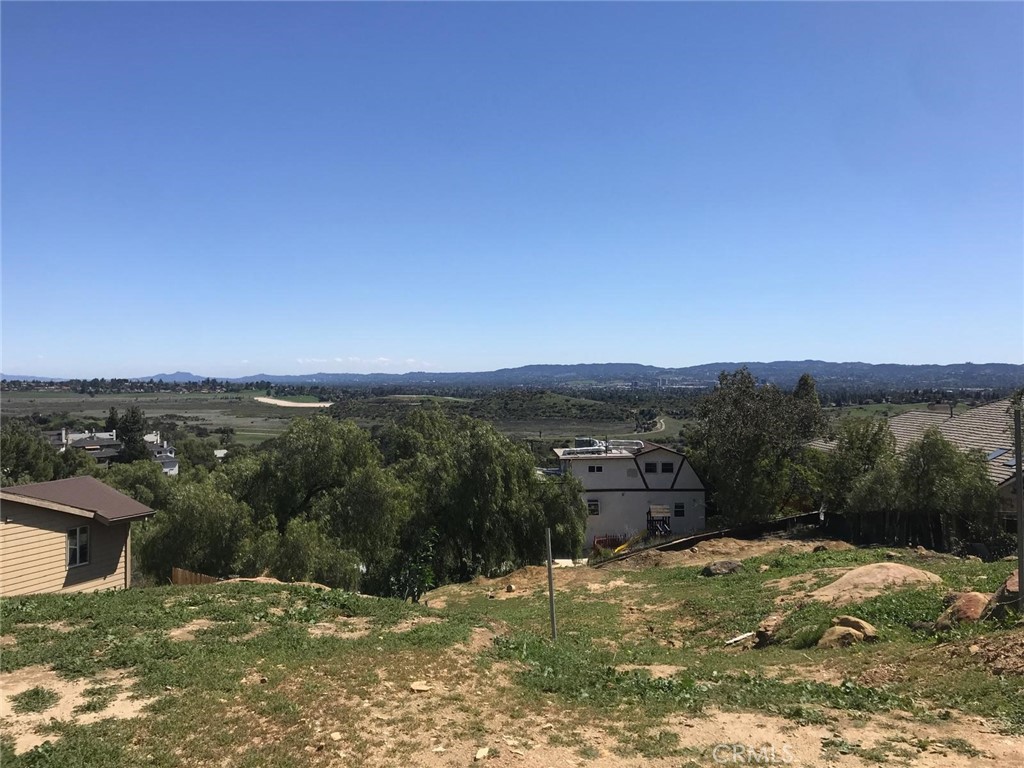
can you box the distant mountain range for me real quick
[5,361,1024,390]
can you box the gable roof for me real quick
[634,441,684,457]
[0,476,154,523]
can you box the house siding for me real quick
[561,448,706,547]
[0,500,129,597]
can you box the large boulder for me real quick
[831,615,878,641]
[817,626,864,649]
[807,563,942,606]
[702,560,743,577]
[982,569,1020,621]
[935,592,991,630]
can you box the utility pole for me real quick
[546,527,557,641]
[1014,402,1023,613]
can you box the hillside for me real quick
[2,540,1022,766]
[6,360,1020,390]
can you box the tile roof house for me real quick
[0,476,154,596]
[812,400,1020,516]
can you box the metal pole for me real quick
[546,527,557,641]
[1014,406,1023,613]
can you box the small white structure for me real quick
[554,439,706,549]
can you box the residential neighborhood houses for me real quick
[0,476,154,596]
[553,438,707,549]
[43,428,179,476]
[811,398,1021,531]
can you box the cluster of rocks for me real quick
[750,569,1019,650]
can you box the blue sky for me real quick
[2,2,1022,378]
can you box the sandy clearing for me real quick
[167,618,220,642]
[253,396,333,408]
[0,666,154,754]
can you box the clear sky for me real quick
[2,2,1022,378]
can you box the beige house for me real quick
[0,476,154,597]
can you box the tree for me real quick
[820,416,895,514]
[116,406,150,463]
[104,407,120,432]
[843,428,999,552]
[378,407,588,586]
[693,369,828,523]
[102,460,172,509]
[0,421,56,486]
[249,415,380,531]
[135,481,264,580]
[55,447,96,480]
[178,437,218,473]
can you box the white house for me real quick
[554,439,706,549]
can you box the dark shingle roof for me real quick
[1,476,154,523]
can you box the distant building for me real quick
[553,439,706,549]
[0,476,155,596]
[42,429,179,475]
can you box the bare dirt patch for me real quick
[307,617,372,639]
[16,621,79,633]
[167,618,220,641]
[0,635,16,647]
[808,563,943,606]
[615,663,686,679]
[949,629,1024,676]
[0,665,153,754]
[605,536,852,572]
[390,616,443,633]
[586,578,629,594]
[253,396,332,408]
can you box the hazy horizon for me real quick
[4,358,1024,382]
[3,3,1022,378]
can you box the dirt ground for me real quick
[424,536,853,607]
[0,666,153,753]
[279,628,1024,768]
[252,397,333,408]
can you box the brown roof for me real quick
[0,476,154,523]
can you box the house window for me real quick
[67,526,89,567]
[674,503,685,517]
[662,462,674,474]
[644,462,657,473]
[587,465,603,473]
[587,500,600,516]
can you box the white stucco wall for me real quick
[583,489,706,545]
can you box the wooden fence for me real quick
[171,567,221,585]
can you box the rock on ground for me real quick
[831,615,878,641]
[935,592,991,630]
[983,569,1020,621]
[817,626,864,648]
[807,563,942,606]
[754,614,785,648]
[702,560,743,577]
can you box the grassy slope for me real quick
[1,547,1022,766]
